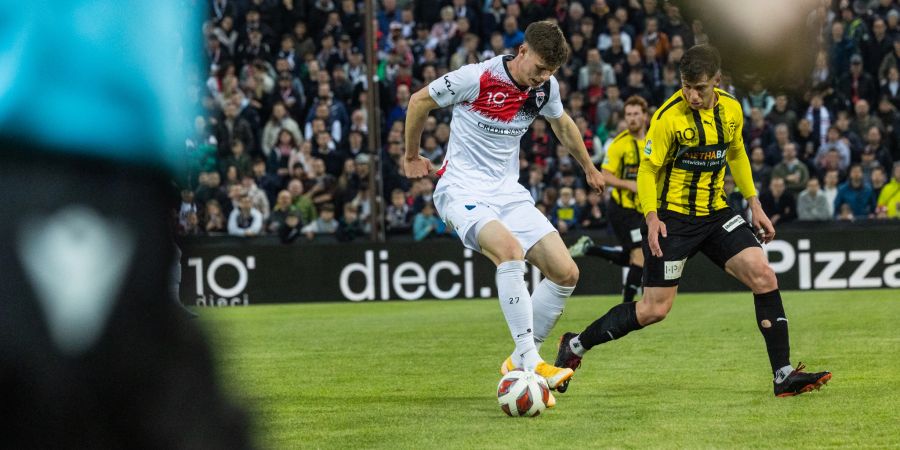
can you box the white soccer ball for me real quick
[497,369,550,417]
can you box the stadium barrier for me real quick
[179,221,900,306]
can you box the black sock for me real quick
[585,245,629,266]
[579,301,644,350]
[622,264,642,302]
[754,290,791,375]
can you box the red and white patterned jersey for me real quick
[427,55,564,202]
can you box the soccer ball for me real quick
[496,369,550,417]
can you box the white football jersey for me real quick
[427,55,564,203]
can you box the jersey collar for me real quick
[502,55,531,92]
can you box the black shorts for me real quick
[607,201,644,251]
[641,208,761,287]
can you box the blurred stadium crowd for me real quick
[178,0,900,241]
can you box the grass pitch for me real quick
[200,290,900,449]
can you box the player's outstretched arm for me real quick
[546,112,605,194]
[404,88,439,179]
[601,169,637,193]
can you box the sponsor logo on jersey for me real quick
[476,121,530,136]
[443,75,456,95]
[644,139,652,155]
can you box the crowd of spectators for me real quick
[178,0,900,241]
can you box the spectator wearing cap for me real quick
[835,164,877,219]
[877,162,900,218]
[837,54,878,109]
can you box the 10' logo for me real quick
[485,91,507,105]
[186,255,255,306]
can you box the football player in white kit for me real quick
[404,21,605,400]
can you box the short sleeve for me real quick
[601,138,623,174]
[540,76,564,119]
[726,105,745,158]
[428,63,481,108]
[642,114,675,168]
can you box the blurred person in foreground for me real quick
[0,1,251,448]
[555,45,831,398]
[403,21,606,402]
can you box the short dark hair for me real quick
[679,44,721,82]
[623,95,649,113]
[524,21,568,68]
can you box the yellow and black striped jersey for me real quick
[639,88,755,216]
[601,129,644,212]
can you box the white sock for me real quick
[569,335,586,356]
[531,278,574,352]
[774,364,795,383]
[496,260,541,370]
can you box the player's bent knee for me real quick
[559,262,579,286]
[751,266,779,293]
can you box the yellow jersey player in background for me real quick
[569,96,649,305]
[556,45,832,397]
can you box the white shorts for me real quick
[433,185,557,254]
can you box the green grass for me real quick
[199,290,900,449]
